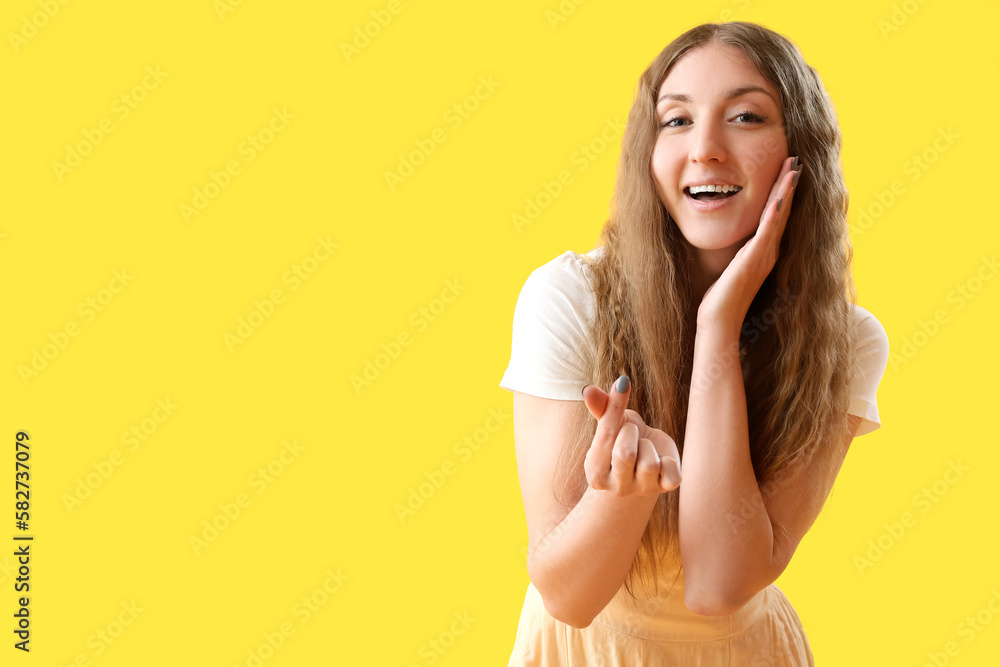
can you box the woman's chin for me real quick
[684,234,755,255]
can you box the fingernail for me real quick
[792,170,801,187]
[795,160,803,173]
[581,384,590,396]
[614,375,630,394]
[791,156,799,170]
[776,197,783,213]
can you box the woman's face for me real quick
[652,41,788,264]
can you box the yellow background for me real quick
[2,0,997,664]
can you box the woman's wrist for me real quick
[694,306,743,343]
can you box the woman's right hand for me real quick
[582,375,682,497]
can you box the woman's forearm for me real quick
[678,324,775,615]
[528,485,659,628]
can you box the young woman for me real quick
[499,21,890,666]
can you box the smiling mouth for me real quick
[685,185,742,201]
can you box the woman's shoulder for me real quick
[848,302,879,323]
[501,249,603,397]
[528,246,604,283]
[847,303,891,383]
[518,246,604,305]
[848,303,889,345]
[509,247,606,340]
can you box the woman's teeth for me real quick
[686,184,742,201]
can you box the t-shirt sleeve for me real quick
[847,305,890,436]
[499,252,596,400]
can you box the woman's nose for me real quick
[689,123,728,164]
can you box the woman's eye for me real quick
[660,117,689,128]
[660,112,763,128]
[733,111,764,123]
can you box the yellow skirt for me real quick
[506,564,814,667]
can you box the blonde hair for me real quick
[554,21,857,597]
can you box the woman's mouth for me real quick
[684,184,742,210]
[685,184,742,201]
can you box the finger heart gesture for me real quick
[581,375,682,497]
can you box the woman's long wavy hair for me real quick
[554,22,858,598]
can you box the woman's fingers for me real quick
[583,375,630,490]
[755,163,787,242]
[765,156,796,202]
[740,156,799,278]
[645,428,679,461]
[659,455,682,492]
[761,157,801,244]
[614,434,679,496]
[621,408,647,429]
[641,428,681,492]
[776,156,801,221]
[610,422,640,496]
[581,383,610,421]
[634,437,662,494]
[583,375,682,496]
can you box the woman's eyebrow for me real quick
[656,85,777,106]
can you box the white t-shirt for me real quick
[500,248,890,437]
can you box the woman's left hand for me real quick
[697,156,803,333]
